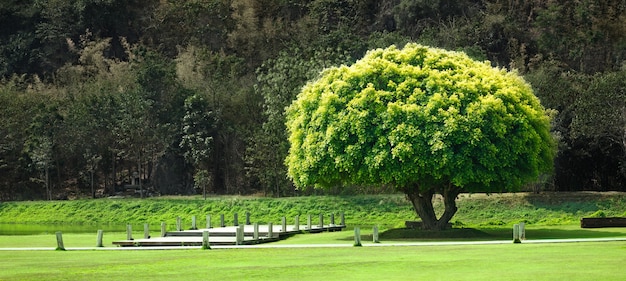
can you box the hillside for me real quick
[1,192,625,229]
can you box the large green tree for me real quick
[286,43,556,230]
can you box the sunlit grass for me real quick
[1,242,626,280]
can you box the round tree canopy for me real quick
[286,43,555,193]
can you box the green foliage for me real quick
[250,48,353,196]
[286,43,555,194]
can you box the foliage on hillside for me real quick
[0,1,624,199]
[1,193,626,228]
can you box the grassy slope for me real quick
[1,192,626,228]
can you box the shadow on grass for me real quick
[371,227,626,241]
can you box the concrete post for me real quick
[354,227,362,247]
[319,214,324,228]
[176,217,182,231]
[295,215,300,231]
[373,226,380,243]
[202,231,210,250]
[307,214,312,230]
[206,215,212,229]
[191,215,197,230]
[236,225,244,245]
[144,223,150,239]
[126,224,133,240]
[281,217,287,232]
[267,222,273,238]
[96,230,104,247]
[55,231,65,250]
[253,222,259,240]
[161,222,166,237]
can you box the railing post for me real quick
[176,217,182,231]
[206,215,212,229]
[161,222,167,237]
[220,214,225,228]
[354,227,362,247]
[234,213,239,226]
[144,223,150,239]
[191,215,197,230]
[294,215,300,231]
[236,225,244,245]
[307,214,312,230]
[202,231,210,250]
[281,217,287,232]
[513,224,521,243]
[96,230,104,247]
[253,222,259,240]
[56,231,65,251]
[319,214,324,228]
[373,226,380,243]
[267,222,273,238]
[246,212,251,225]
[126,224,133,240]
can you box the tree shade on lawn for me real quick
[286,43,556,230]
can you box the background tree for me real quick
[286,44,556,230]
[180,94,218,199]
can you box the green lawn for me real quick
[1,193,626,280]
[1,241,625,280]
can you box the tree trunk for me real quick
[405,184,461,231]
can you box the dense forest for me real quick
[0,0,625,200]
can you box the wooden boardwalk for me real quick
[112,224,346,247]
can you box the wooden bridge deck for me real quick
[112,224,345,247]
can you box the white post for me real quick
[202,231,210,250]
[206,215,212,229]
[294,215,300,231]
[236,225,244,245]
[340,212,345,226]
[354,227,362,247]
[220,214,225,227]
[176,217,182,231]
[281,217,287,232]
[373,226,380,243]
[161,222,166,237]
[520,222,526,240]
[191,215,197,230]
[267,222,273,238]
[144,223,150,239]
[96,230,104,247]
[253,222,259,240]
[56,231,65,250]
[307,214,312,230]
[513,224,521,243]
[126,224,133,240]
[319,214,324,228]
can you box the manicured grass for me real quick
[1,242,625,280]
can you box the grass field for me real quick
[1,242,626,280]
[1,192,626,280]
